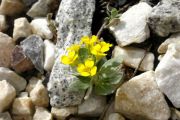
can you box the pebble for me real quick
[109,2,152,46]
[12,115,32,120]
[107,113,125,120]
[33,107,53,120]
[0,112,12,120]
[112,46,154,71]
[13,17,32,42]
[0,80,16,112]
[26,77,41,94]
[115,71,170,120]
[0,15,7,32]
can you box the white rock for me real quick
[26,77,40,94]
[0,67,27,92]
[155,43,180,108]
[78,94,106,117]
[0,112,12,120]
[33,107,53,120]
[13,17,32,42]
[12,97,34,115]
[0,15,7,32]
[108,113,125,120]
[44,40,55,71]
[0,80,16,112]
[158,33,180,54]
[113,46,154,71]
[158,54,164,61]
[30,81,49,107]
[30,18,53,39]
[51,107,77,120]
[110,2,152,46]
[115,71,170,120]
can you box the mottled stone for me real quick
[0,32,15,68]
[48,0,95,107]
[113,46,154,71]
[110,2,152,46]
[115,71,170,120]
[158,33,180,54]
[0,67,27,92]
[0,15,7,32]
[11,46,34,73]
[20,35,44,73]
[0,112,12,120]
[0,80,16,112]
[33,107,53,120]
[148,0,180,37]
[155,43,180,108]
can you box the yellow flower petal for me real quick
[90,66,97,76]
[81,72,90,76]
[68,51,76,58]
[67,44,80,52]
[85,60,94,68]
[61,56,71,64]
[91,35,98,43]
[77,64,85,72]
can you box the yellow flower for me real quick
[67,44,80,52]
[61,51,78,65]
[91,41,112,57]
[77,59,97,77]
[81,35,98,46]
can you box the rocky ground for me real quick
[0,0,180,120]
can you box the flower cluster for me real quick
[61,35,112,77]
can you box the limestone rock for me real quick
[158,33,180,54]
[44,40,55,71]
[51,107,77,120]
[26,77,41,94]
[148,0,180,37]
[30,18,53,39]
[48,0,95,107]
[113,46,154,71]
[78,94,106,117]
[0,15,7,32]
[20,35,44,73]
[11,46,34,73]
[0,80,16,112]
[33,107,53,120]
[155,43,180,108]
[13,18,32,42]
[110,2,152,46]
[30,81,49,107]
[12,97,34,115]
[0,67,27,92]
[115,71,170,120]
[0,0,25,16]
[0,112,12,120]
[0,32,15,68]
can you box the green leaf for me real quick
[111,8,119,19]
[76,76,91,83]
[96,57,107,71]
[94,83,116,95]
[78,48,89,62]
[68,79,90,92]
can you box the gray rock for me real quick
[22,0,37,7]
[48,0,95,108]
[20,35,44,74]
[115,71,170,120]
[155,43,180,108]
[0,112,12,120]
[148,0,180,37]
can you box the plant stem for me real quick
[84,84,93,100]
[96,19,109,38]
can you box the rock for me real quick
[20,35,44,73]
[0,112,12,120]
[22,0,37,7]
[30,18,53,39]
[115,71,170,120]
[158,54,164,61]
[148,0,180,37]
[78,94,106,117]
[0,15,7,32]
[0,32,15,68]
[158,33,180,54]
[11,46,34,73]
[12,115,32,120]
[112,46,154,71]
[48,0,95,107]
[109,2,152,46]
[107,113,125,120]
[27,0,53,18]
[26,77,41,94]
[0,80,16,112]
[0,0,25,16]
[0,67,27,92]
[155,43,180,108]
[33,107,53,120]
[171,108,180,120]
[18,92,28,98]
[30,81,49,107]
[51,107,77,120]
[13,18,32,42]
[44,40,55,71]
[12,97,34,116]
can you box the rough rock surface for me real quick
[0,15,7,32]
[20,35,44,73]
[155,43,180,108]
[0,112,12,120]
[33,107,53,120]
[110,2,152,46]
[115,71,170,120]
[107,113,125,120]
[0,67,27,92]
[26,77,41,93]
[113,46,154,71]
[148,0,180,37]
[48,0,95,107]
